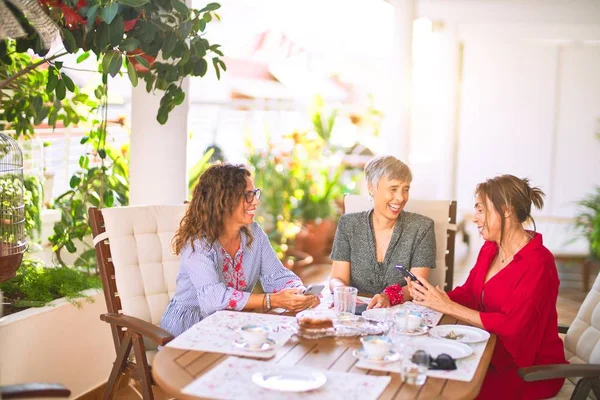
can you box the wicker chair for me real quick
[519,271,600,399]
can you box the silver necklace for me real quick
[500,233,532,263]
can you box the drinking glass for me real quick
[403,350,429,386]
[392,309,408,334]
[333,286,357,320]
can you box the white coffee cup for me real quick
[360,335,393,359]
[407,312,422,331]
[239,324,270,348]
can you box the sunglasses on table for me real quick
[242,188,261,203]
[412,350,457,371]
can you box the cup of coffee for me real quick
[239,324,270,348]
[407,311,423,331]
[360,335,393,359]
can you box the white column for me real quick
[380,0,416,161]
[129,78,189,205]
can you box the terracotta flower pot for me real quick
[281,248,313,271]
[294,219,337,264]
[0,252,24,282]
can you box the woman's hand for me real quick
[407,277,453,314]
[367,293,391,309]
[270,288,320,312]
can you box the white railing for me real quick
[18,126,130,201]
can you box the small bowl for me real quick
[239,324,270,348]
[360,335,393,359]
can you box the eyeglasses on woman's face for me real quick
[242,188,261,203]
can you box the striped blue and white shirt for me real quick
[160,222,302,337]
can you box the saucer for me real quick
[353,348,401,364]
[233,338,276,352]
[396,326,429,336]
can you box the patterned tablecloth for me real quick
[165,310,296,359]
[314,293,487,382]
[182,357,391,400]
[356,335,490,382]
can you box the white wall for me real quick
[455,38,558,213]
[406,21,600,219]
[551,45,600,217]
[0,291,114,399]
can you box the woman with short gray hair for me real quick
[329,155,436,309]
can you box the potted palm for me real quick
[575,187,600,261]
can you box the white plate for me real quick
[411,338,474,359]
[252,369,327,392]
[362,309,390,322]
[233,338,276,352]
[353,348,401,364]
[428,325,491,344]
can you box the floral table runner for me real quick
[165,310,296,359]
[182,357,391,400]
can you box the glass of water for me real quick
[333,286,357,321]
[403,350,429,386]
[392,309,408,334]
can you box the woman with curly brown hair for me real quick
[160,164,319,337]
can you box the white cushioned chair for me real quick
[519,272,600,399]
[90,205,186,400]
[343,195,457,290]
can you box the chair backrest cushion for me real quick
[101,205,186,327]
[564,272,600,365]
[343,195,455,288]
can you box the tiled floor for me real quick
[110,230,591,399]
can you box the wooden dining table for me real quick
[152,310,496,400]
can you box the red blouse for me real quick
[448,232,567,399]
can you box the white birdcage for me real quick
[0,133,26,282]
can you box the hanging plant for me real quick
[0,0,225,137]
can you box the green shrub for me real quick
[0,257,101,305]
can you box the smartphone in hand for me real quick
[354,303,368,315]
[301,284,325,296]
[395,265,424,286]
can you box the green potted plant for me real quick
[575,187,600,260]
[246,134,313,269]
[0,256,101,315]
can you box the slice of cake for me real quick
[296,309,335,330]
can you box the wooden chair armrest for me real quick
[0,383,71,398]
[100,313,174,346]
[519,364,600,381]
[558,325,569,334]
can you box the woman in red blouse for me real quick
[408,175,567,399]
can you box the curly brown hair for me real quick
[173,163,253,254]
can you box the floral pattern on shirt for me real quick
[221,246,246,309]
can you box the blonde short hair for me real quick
[364,155,412,190]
